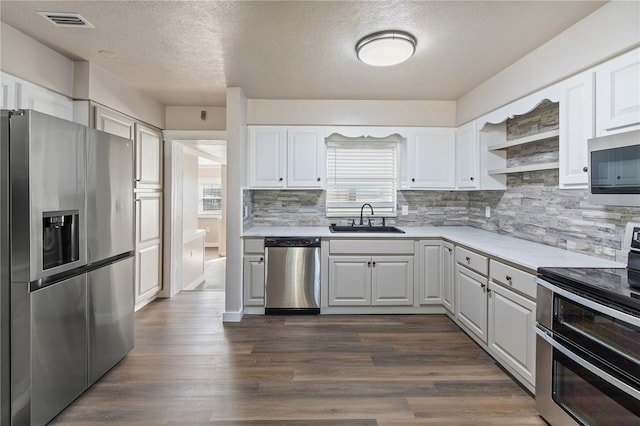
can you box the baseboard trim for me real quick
[222,309,244,322]
[182,275,205,291]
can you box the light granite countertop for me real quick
[243,225,624,271]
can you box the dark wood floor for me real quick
[51,289,544,425]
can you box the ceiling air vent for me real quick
[37,12,94,28]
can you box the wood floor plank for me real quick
[49,289,542,425]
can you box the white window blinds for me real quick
[325,136,399,217]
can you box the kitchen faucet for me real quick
[359,203,374,225]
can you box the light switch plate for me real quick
[401,205,409,215]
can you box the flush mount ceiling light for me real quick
[355,30,417,67]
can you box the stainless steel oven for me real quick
[536,222,640,425]
[536,280,640,425]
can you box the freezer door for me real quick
[87,256,134,385]
[9,110,86,282]
[86,128,134,263]
[30,274,88,426]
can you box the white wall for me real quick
[248,99,456,127]
[224,88,247,322]
[0,22,74,97]
[457,1,640,125]
[182,151,199,233]
[165,106,226,130]
[73,61,165,128]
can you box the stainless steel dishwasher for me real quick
[264,237,321,314]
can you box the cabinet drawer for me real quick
[455,246,488,276]
[244,238,265,254]
[330,239,414,255]
[489,259,536,300]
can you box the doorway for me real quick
[162,131,226,298]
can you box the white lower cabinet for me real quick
[135,192,162,308]
[455,264,488,344]
[418,241,442,305]
[243,238,265,307]
[243,255,265,306]
[441,241,455,313]
[328,255,413,306]
[488,281,536,389]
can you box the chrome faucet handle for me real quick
[350,219,356,227]
[367,219,372,226]
[382,217,386,226]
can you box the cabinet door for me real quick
[488,281,536,387]
[442,241,455,313]
[596,48,640,136]
[20,82,74,121]
[135,192,162,306]
[287,127,324,188]
[559,71,594,189]
[407,129,455,188]
[243,255,265,306]
[135,123,163,189]
[455,121,479,188]
[418,242,442,305]
[248,126,287,188]
[372,256,414,306]
[0,72,18,109]
[328,256,371,306]
[94,105,135,140]
[455,265,487,343]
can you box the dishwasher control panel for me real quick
[264,237,321,248]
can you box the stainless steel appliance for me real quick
[588,129,640,207]
[264,237,321,315]
[0,110,135,426]
[536,222,640,425]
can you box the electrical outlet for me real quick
[485,206,491,218]
[401,205,409,215]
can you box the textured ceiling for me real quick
[0,1,606,107]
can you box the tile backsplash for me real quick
[244,100,640,261]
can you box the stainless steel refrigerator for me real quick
[0,110,135,426]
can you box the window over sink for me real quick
[325,133,401,217]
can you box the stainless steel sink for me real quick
[328,224,405,234]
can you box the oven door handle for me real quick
[536,327,640,400]
[537,278,640,328]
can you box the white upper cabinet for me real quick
[287,127,325,188]
[559,71,595,189]
[1,73,18,110]
[94,105,135,140]
[1,72,73,121]
[406,128,455,189]
[595,47,640,137]
[135,123,163,189]
[249,126,324,189]
[248,126,287,188]
[455,121,479,189]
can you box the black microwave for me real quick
[588,130,640,207]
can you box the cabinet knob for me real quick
[470,177,475,181]
[487,288,492,294]
[279,177,283,182]
[317,177,321,182]
[583,166,588,173]
[506,275,512,282]
[411,178,415,182]
[372,261,376,267]
[617,176,621,180]
[480,283,486,289]
[259,257,264,262]
[367,261,371,267]
[446,247,452,253]
[466,256,471,263]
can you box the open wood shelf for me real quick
[488,162,560,175]
[487,128,560,151]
